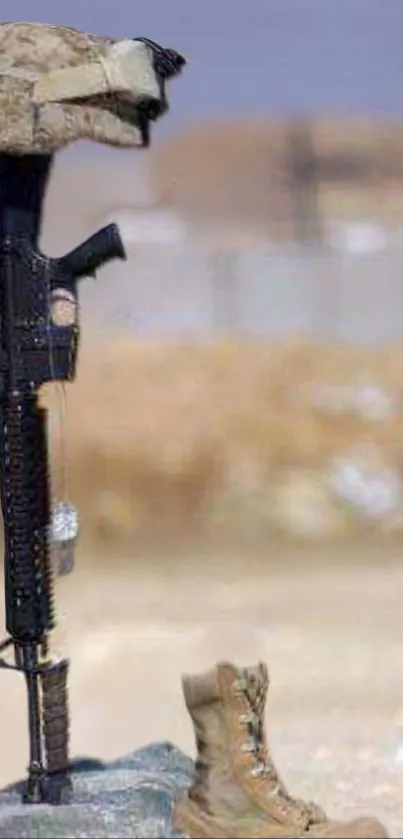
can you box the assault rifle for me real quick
[0,152,126,804]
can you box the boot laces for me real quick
[234,674,326,825]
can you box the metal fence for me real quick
[78,240,403,346]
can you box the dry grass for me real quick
[40,338,403,552]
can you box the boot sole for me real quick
[173,797,233,838]
[172,796,302,838]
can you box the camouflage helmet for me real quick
[0,21,185,153]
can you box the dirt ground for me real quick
[0,544,402,836]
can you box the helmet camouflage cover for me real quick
[0,21,186,153]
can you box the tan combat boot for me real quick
[173,661,388,838]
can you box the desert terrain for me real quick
[1,543,403,837]
[2,117,403,836]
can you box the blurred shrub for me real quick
[41,338,403,551]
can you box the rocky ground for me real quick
[0,544,402,836]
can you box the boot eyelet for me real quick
[240,742,255,753]
[267,784,281,799]
[250,765,264,777]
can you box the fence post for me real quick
[288,119,323,244]
[210,249,240,334]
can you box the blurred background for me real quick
[2,2,403,834]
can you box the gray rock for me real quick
[0,742,193,838]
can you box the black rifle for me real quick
[0,152,126,804]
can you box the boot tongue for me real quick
[241,664,268,711]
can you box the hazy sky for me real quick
[2,0,403,137]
